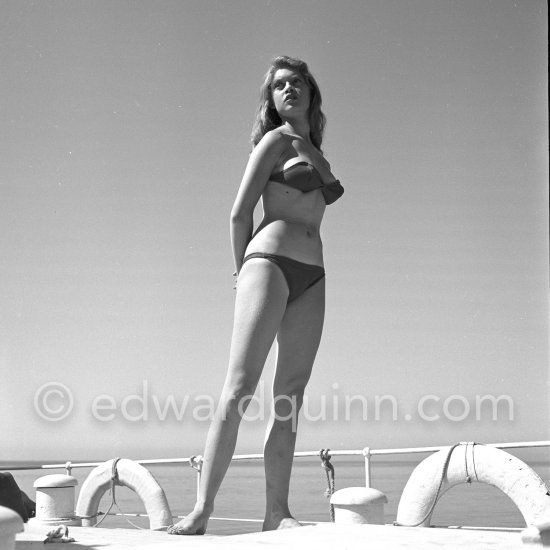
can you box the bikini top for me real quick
[269,161,344,205]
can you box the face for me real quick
[270,68,311,119]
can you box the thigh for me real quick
[224,258,289,394]
[273,278,325,395]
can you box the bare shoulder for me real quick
[251,128,292,167]
[255,128,291,154]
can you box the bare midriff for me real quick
[244,180,326,266]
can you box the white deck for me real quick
[16,522,531,549]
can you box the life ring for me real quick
[75,458,172,530]
[396,443,550,527]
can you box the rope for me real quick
[43,525,75,544]
[319,449,335,522]
[189,455,203,471]
[471,442,480,482]
[464,442,474,483]
[463,441,480,484]
[94,458,146,530]
[394,443,465,527]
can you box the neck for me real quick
[281,119,311,144]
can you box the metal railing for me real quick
[4,439,549,488]
[3,440,548,527]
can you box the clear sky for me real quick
[1,0,548,462]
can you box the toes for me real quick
[167,524,188,535]
[166,523,206,536]
[167,526,187,535]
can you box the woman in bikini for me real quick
[168,55,343,535]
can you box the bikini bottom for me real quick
[242,252,325,303]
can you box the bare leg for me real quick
[168,259,288,535]
[262,279,325,531]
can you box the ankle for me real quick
[265,504,291,519]
[194,500,214,515]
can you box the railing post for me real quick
[363,447,371,489]
[189,456,203,500]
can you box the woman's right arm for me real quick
[230,131,287,274]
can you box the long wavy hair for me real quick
[250,56,326,151]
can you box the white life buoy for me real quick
[75,458,172,530]
[396,443,550,527]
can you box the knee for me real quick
[219,381,258,418]
[272,382,307,419]
[274,375,308,402]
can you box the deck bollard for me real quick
[0,505,24,550]
[330,487,388,525]
[30,474,81,526]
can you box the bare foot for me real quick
[263,515,302,531]
[167,508,211,535]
